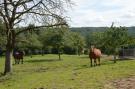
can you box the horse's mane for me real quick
[89,46,97,52]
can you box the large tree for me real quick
[0,0,71,74]
[39,27,68,60]
[102,23,129,63]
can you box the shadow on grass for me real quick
[0,73,4,77]
[74,64,100,70]
[106,58,134,63]
[74,60,116,70]
[117,58,134,61]
[74,65,89,70]
[101,61,115,66]
[0,72,12,82]
[26,59,60,63]
[101,58,135,66]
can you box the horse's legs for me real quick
[94,59,97,66]
[91,58,93,67]
[90,58,93,67]
[15,59,17,64]
[21,58,23,64]
[17,59,19,64]
[98,57,100,66]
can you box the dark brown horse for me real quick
[13,51,24,64]
[89,46,101,67]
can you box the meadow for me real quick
[0,54,135,89]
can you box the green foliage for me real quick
[102,26,129,55]
[39,28,67,49]
[64,31,85,55]
[39,28,85,55]
[70,27,135,37]
[26,33,43,49]
[15,32,43,51]
[71,27,135,51]
[70,27,107,36]
[85,32,104,48]
[39,27,69,59]
[126,36,135,46]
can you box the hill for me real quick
[70,27,135,36]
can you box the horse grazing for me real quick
[89,46,101,67]
[13,51,24,64]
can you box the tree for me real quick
[85,32,104,48]
[0,0,71,74]
[126,36,135,46]
[39,27,68,60]
[102,23,129,63]
[50,32,64,60]
[65,32,85,55]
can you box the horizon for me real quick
[70,26,135,28]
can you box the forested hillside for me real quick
[70,27,135,36]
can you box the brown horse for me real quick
[89,46,101,67]
[13,51,24,64]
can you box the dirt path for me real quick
[105,76,135,89]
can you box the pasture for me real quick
[0,55,135,89]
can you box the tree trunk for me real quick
[58,48,61,60]
[58,52,61,60]
[78,48,81,56]
[113,55,117,63]
[4,49,13,74]
[41,48,44,56]
[57,46,61,60]
[29,50,33,58]
[4,29,15,75]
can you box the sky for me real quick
[67,0,135,27]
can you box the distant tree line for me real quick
[1,19,135,63]
[1,22,135,59]
[0,22,86,58]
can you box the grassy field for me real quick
[0,54,135,89]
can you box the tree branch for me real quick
[4,0,10,22]
[14,19,24,25]
[16,0,32,6]
[15,0,42,20]
[0,9,9,29]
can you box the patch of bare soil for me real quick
[105,76,135,89]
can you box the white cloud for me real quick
[67,0,135,27]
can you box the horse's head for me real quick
[90,45,95,52]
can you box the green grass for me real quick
[0,54,135,89]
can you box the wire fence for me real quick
[119,49,135,58]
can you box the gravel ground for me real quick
[105,76,135,89]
